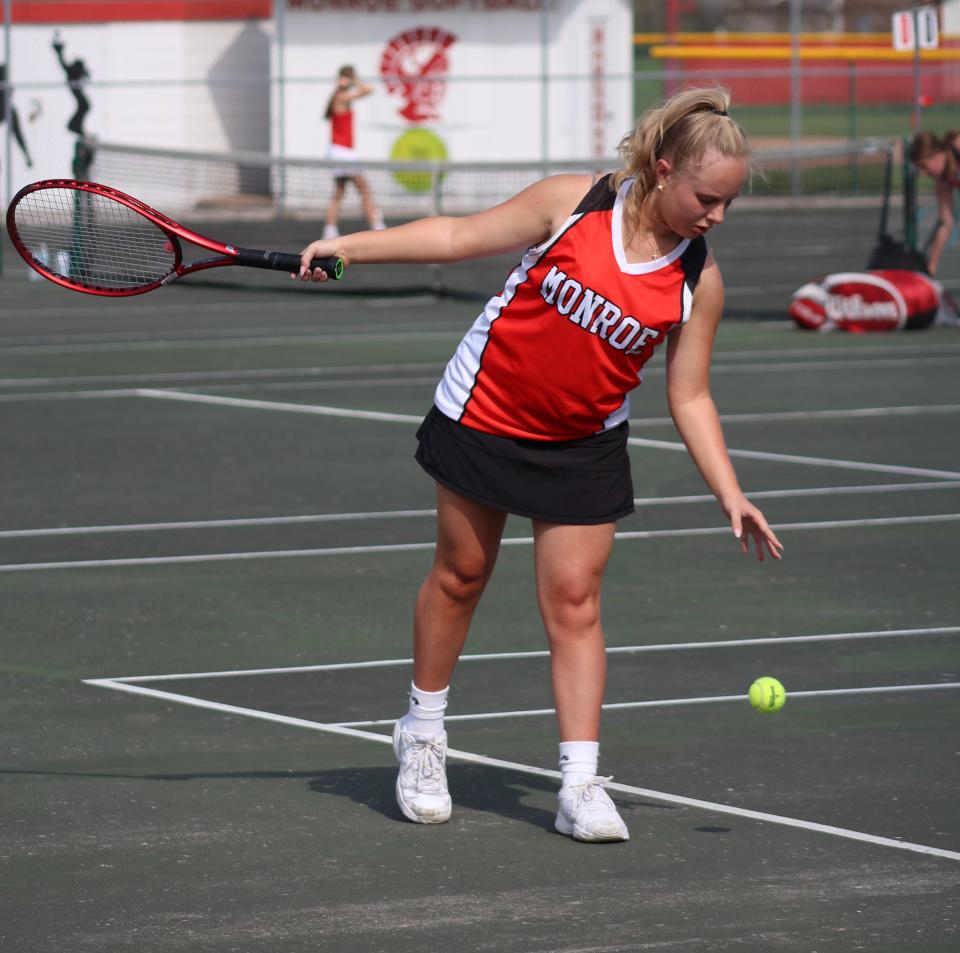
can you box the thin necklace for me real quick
[644,231,661,260]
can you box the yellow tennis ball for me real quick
[749,676,786,713]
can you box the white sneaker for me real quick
[393,722,452,824]
[555,776,629,842]
[322,224,339,240]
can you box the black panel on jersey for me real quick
[677,236,709,322]
[681,235,708,285]
[573,174,617,214]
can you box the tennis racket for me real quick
[6,179,344,297]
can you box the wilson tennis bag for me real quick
[789,270,941,332]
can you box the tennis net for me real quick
[82,137,897,219]
[71,137,901,303]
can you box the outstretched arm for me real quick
[52,38,68,73]
[665,257,783,561]
[341,81,374,102]
[298,173,593,277]
[926,178,955,276]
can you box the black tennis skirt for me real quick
[414,405,635,525]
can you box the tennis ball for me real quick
[748,676,786,713]
[390,128,448,194]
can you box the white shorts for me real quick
[326,143,360,180]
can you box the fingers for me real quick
[747,518,783,562]
[294,242,344,282]
[300,264,331,282]
[730,505,783,562]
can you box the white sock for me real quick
[322,223,339,240]
[398,682,448,738]
[559,741,599,788]
[371,214,385,230]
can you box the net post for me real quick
[2,0,12,276]
[788,0,802,198]
[429,159,445,296]
[903,133,918,250]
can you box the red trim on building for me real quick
[11,1,271,23]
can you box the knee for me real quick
[541,581,601,636]
[430,558,490,607]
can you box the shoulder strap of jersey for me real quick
[680,236,708,288]
[573,173,617,214]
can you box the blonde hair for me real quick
[613,86,750,228]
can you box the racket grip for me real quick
[234,247,344,280]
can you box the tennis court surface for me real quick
[2,205,959,952]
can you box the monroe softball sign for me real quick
[279,0,633,165]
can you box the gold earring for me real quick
[656,182,664,192]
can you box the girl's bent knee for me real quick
[431,562,489,607]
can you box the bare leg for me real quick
[412,484,507,690]
[325,180,347,230]
[353,173,383,228]
[533,520,616,741]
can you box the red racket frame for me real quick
[6,179,342,297]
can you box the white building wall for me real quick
[4,2,632,205]
[279,0,633,165]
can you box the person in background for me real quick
[0,64,34,167]
[909,130,960,276]
[323,65,384,240]
[52,32,91,138]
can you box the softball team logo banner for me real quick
[380,26,456,191]
[279,0,633,171]
[380,26,457,123]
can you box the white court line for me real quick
[5,350,956,391]
[7,480,960,540]
[98,625,960,683]
[138,389,960,480]
[0,318,453,353]
[628,437,960,480]
[81,676,960,863]
[682,355,960,374]
[630,404,960,426]
[0,508,438,539]
[5,383,959,428]
[338,682,960,726]
[0,364,442,391]
[137,388,423,424]
[0,388,146,404]
[3,513,959,572]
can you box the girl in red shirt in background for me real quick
[323,65,384,240]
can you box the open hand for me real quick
[723,496,783,562]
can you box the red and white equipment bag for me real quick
[789,270,941,332]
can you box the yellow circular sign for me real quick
[390,128,448,194]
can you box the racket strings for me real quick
[13,188,177,291]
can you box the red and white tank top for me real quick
[434,175,708,441]
[330,109,353,148]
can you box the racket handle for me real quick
[234,247,344,280]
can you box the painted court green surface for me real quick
[2,206,959,951]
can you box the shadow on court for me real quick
[0,762,674,833]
